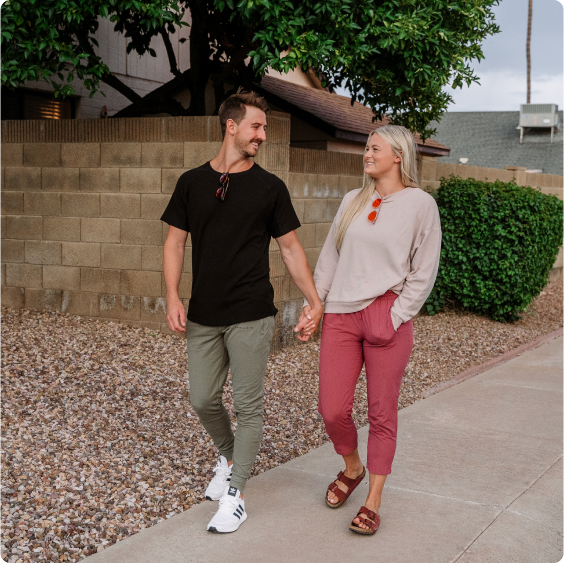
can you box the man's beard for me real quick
[234,135,262,158]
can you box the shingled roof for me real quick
[257,75,450,157]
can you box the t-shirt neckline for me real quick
[206,161,256,177]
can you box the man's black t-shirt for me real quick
[161,162,301,326]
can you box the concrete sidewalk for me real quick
[88,336,563,563]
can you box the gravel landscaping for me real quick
[1,276,562,563]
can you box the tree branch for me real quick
[160,28,181,77]
[101,72,148,111]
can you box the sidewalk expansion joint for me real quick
[385,485,502,509]
[449,454,563,562]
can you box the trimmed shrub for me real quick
[426,176,563,322]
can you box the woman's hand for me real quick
[294,304,322,342]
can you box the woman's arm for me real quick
[390,212,442,330]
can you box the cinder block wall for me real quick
[2,116,562,351]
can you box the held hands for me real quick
[166,296,186,333]
[294,304,323,342]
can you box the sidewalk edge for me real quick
[421,327,563,399]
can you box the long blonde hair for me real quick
[335,125,419,250]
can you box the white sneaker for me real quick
[207,486,247,533]
[204,455,232,501]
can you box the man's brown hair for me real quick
[218,88,269,138]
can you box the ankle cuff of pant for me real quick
[219,450,234,462]
[229,477,246,494]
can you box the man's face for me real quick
[233,106,267,158]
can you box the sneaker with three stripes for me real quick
[204,455,232,501]
[207,486,247,533]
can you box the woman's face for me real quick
[363,133,401,179]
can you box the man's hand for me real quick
[167,296,186,333]
[294,304,323,342]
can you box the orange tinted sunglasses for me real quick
[368,198,382,224]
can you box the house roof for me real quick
[257,75,450,156]
[429,111,563,175]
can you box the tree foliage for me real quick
[2,0,499,135]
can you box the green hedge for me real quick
[426,177,563,322]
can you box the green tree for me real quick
[1,0,500,136]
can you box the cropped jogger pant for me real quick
[318,291,413,475]
[186,316,275,493]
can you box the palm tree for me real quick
[526,0,533,103]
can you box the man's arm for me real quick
[276,230,323,341]
[163,225,189,332]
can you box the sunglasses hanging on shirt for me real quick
[368,198,382,224]
[216,172,229,201]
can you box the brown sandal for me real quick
[349,506,381,535]
[325,466,366,508]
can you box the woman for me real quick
[299,125,441,535]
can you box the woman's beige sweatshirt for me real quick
[305,186,442,330]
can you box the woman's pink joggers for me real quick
[318,291,414,475]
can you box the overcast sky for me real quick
[449,0,563,111]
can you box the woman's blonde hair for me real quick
[334,125,419,250]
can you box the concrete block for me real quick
[292,199,305,223]
[304,247,321,271]
[183,247,192,272]
[296,223,316,249]
[208,118,223,142]
[5,167,41,191]
[141,143,184,168]
[551,175,564,188]
[43,265,81,290]
[2,240,25,263]
[25,241,61,265]
[81,218,120,243]
[2,286,25,308]
[419,157,437,181]
[140,194,170,219]
[326,199,341,222]
[271,170,290,186]
[162,222,169,244]
[100,194,140,218]
[101,244,142,270]
[62,242,100,267]
[100,143,141,167]
[315,174,341,198]
[553,248,563,268]
[288,277,303,299]
[315,223,332,247]
[99,294,141,321]
[162,169,187,194]
[42,168,79,192]
[184,142,222,169]
[24,192,61,216]
[421,181,440,195]
[269,252,286,278]
[266,144,290,171]
[141,246,164,271]
[25,288,62,311]
[271,276,285,302]
[436,162,457,179]
[303,200,328,224]
[177,274,192,298]
[120,168,161,194]
[2,191,24,214]
[61,144,100,167]
[6,216,42,240]
[6,263,42,287]
[62,193,100,217]
[288,173,317,199]
[23,143,61,167]
[61,290,99,317]
[121,219,162,246]
[141,296,168,322]
[81,268,120,294]
[540,188,564,200]
[458,165,480,181]
[339,175,363,197]
[80,168,120,193]
[121,270,162,297]
[43,217,80,241]
[1,143,23,167]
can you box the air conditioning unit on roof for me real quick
[517,104,559,143]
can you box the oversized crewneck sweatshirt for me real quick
[305,186,442,330]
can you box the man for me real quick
[161,89,322,533]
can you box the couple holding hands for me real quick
[161,90,441,535]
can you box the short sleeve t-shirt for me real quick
[160,162,301,326]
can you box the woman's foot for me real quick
[352,499,380,529]
[326,464,365,505]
